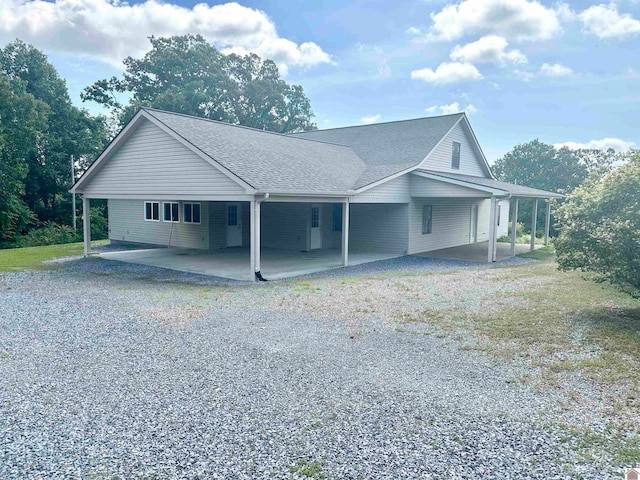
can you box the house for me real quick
[71,108,562,280]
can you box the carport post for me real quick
[341,200,349,266]
[82,196,91,257]
[544,201,551,246]
[487,196,497,263]
[510,198,519,257]
[250,200,256,279]
[530,199,538,251]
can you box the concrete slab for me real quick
[415,241,541,263]
[99,247,399,281]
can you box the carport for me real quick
[99,246,397,281]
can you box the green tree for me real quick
[0,72,47,244]
[555,153,640,291]
[493,140,617,236]
[0,40,107,226]
[82,35,316,133]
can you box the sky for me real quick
[1,0,639,162]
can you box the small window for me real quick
[497,205,501,226]
[333,204,342,232]
[144,201,159,221]
[228,205,238,226]
[184,203,201,224]
[163,202,179,222]
[311,207,320,228]
[422,205,433,234]
[452,141,461,169]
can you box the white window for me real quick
[163,202,179,222]
[144,201,160,221]
[184,203,201,224]
[422,205,433,234]
[497,205,501,226]
[451,141,461,169]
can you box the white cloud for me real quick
[514,69,534,81]
[411,62,483,84]
[361,114,381,124]
[425,101,478,115]
[449,35,527,65]
[539,62,573,77]
[554,138,636,153]
[406,27,422,36]
[426,0,563,42]
[579,3,640,39]
[0,0,332,73]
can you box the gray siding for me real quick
[409,198,492,254]
[410,174,491,197]
[83,119,245,198]
[261,202,309,251]
[209,202,227,250]
[420,123,486,176]
[108,199,209,249]
[349,204,408,254]
[352,175,410,203]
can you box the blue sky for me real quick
[1,0,638,162]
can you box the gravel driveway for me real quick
[0,258,615,479]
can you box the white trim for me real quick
[183,202,201,224]
[162,201,180,223]
[144,201,160,222]
[412,171,508,196]
[83,193,255,201]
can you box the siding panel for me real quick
[352,175,410,203]
[420,123,485,176]
[409,198,493,254]
[261,202,309,251]
[349,204,408,254]
[84,119,245,197]
[108,199,209,249]
[410,174,491,197]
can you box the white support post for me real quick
[530,199,538,251]
[341,201,350,267]
[544,201,551,246]
[82,196,91,257]
[487,196,497,263]
[510,198,519,257]
[250,200,256,280]
[254,200,261,276]
[71,155,76,233]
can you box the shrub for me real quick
[14,222,81,247]
[555,154,640,291]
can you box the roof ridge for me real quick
[140,107,360,150]
[290,112,465,134]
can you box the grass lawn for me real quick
[0,240,108,272]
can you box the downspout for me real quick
[254,193,269,281]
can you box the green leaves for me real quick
[82,34,316,133]
[555,153,640,291]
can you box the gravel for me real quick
[0,258,618,479]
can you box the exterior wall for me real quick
[108,199,209,249]
[409,198,492,254]
[419,122,486,177]
[261,202,309,251]
[410,174,491,198]
[349,203,408,254]
[83,119,246,198]
[209,202,227,250]
[352,175,410,203]
[496,199,510,238]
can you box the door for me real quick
[470,204,478,243]
[226,203,242,247]
[310,204,322,250]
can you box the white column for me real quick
[510,198,519,257]
[544,201,551,246]
[254,200,261,274]
[82,196,91,257]
[530,199,538,251]
[487,196,497,263]
[250,200,256,280]
[341,201,350,266]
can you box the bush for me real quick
[14,221,81,247]
[555,154,640,291]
